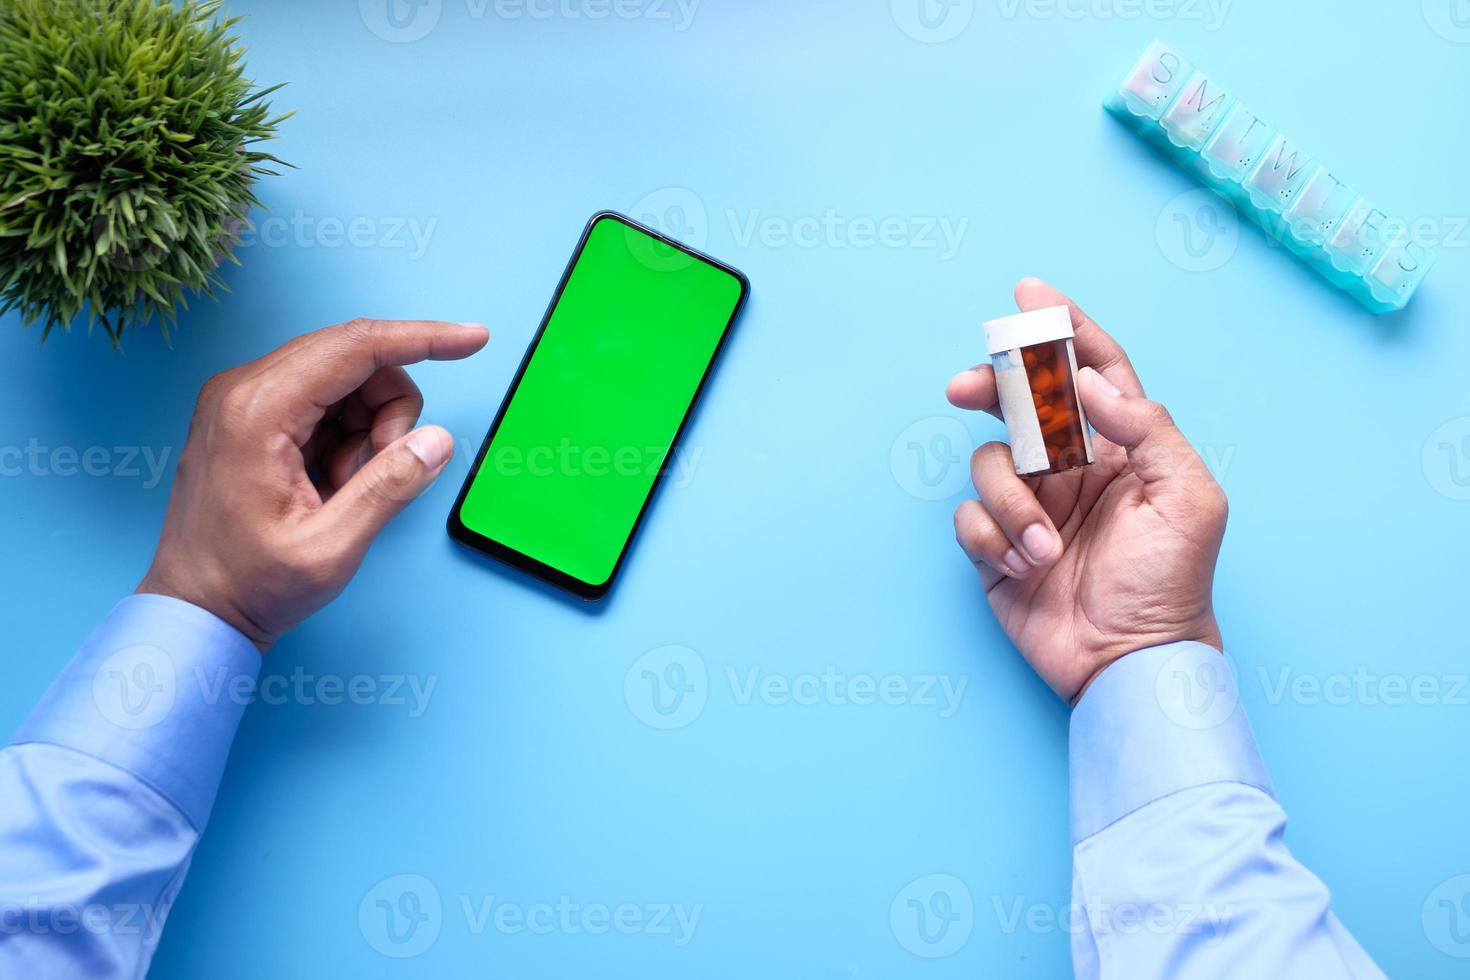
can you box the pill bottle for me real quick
[983,305,1094,477]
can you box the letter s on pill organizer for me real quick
[1104,40,1437,314]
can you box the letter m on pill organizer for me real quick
[1104,40,1437,314]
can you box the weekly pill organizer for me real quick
[1105,40,1436,314]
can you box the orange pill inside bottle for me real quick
[983,305,1094,477]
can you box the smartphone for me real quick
[447,211,749,600]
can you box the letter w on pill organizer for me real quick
[1105,39,1437,313]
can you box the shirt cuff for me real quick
[11,593,261,832]
[1068,641,1274,845]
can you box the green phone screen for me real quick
[455,214,746,592]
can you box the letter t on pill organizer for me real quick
[1104,39,1437,314]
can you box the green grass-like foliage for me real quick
[0,0,289,344]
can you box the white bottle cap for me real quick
[983,305,1073,356]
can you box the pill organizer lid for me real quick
[984,305,1073,355]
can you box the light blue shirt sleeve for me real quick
[0,594,259,979]
[1067,641,1384,979]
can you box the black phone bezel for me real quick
[447,210,750,601]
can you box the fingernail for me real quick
[1022,524,1058,564]
[406,426,453,469]
[1003,549,1030,577]
[1083,367,1120,397]
[458,322,488,330]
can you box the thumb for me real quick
[312,424,455,561]
[1077,367,1213,497]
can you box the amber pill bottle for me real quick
[982,305,1095,477]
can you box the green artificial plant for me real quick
[0,0,290,344]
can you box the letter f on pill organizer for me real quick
[1104,40,1437,314]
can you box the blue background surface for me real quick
[2,0,1468,976]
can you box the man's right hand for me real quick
[947,279,1228,704]
[137,318,490,651]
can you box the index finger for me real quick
[278,318,490,411]
[1013,278,1145,398]
[946,363,1002,420]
